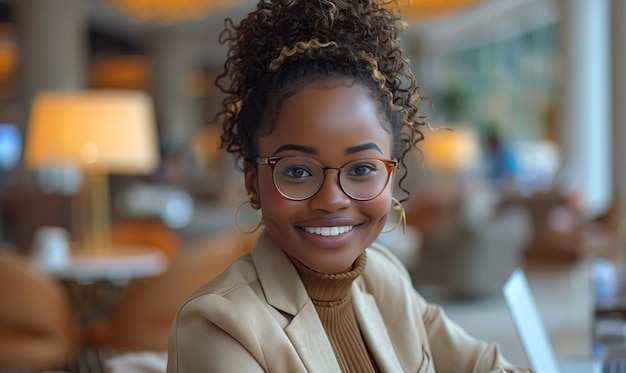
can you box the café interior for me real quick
[1,0,626,371]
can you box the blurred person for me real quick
[485,127,520,194]
[167,1,531,372]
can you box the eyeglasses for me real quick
[255,156,397,201]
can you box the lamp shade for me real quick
[420,125,480,171]
[26,90,159,174]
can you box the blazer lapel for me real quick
[284,301,342,372]
[352,286,404,373]
[251,231,341,372]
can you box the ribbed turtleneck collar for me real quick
[290,253,367,304]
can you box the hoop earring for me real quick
[234,201,263,234]
[382,197,406,235]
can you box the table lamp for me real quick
[419,124,480,229]
[25,89,159,252]
[420,125,479,173]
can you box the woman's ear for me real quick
[244,163,261,209]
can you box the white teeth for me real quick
[303,226,353,236]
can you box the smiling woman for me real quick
[166,1,532,372]
[248,82,396,274]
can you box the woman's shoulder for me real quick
[360,241,415,293]
[359,241,429,316]
[364,241,411,278]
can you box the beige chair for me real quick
[87,229,258,351]
[411,202,532,298]
[0,248,81,370]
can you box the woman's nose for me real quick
[308,170,351,212]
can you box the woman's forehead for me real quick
[257,83,393,157]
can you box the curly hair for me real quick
[215,0,427,199]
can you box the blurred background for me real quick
[0,0,622,259]
[0,0,626,371]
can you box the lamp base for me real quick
[73,173,111,253]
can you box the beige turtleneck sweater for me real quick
[291,254,378,373]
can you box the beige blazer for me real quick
[167,230,531,372]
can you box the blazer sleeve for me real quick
[166,257,308,373]
[167,299,266,373]
[418,295,530,372]
[365,243,532,373]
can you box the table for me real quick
[42,244,169,284]
[34,244,169,324]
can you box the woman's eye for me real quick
[348,163,377,176]
[282,166,313,178]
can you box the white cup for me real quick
[32,226,71,271]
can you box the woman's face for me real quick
[245,79,394,274]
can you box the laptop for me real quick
[503,268,625,373]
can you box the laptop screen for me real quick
[503,268,561,373]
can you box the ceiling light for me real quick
[106,0,244,24]
[393,0,486,22]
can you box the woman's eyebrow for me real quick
[273,144,318,155]
[272,143,382,155]
[346,143,383,155]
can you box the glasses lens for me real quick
[271,157,394,201]
[340,159,391,200]
[273,157,325,200]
